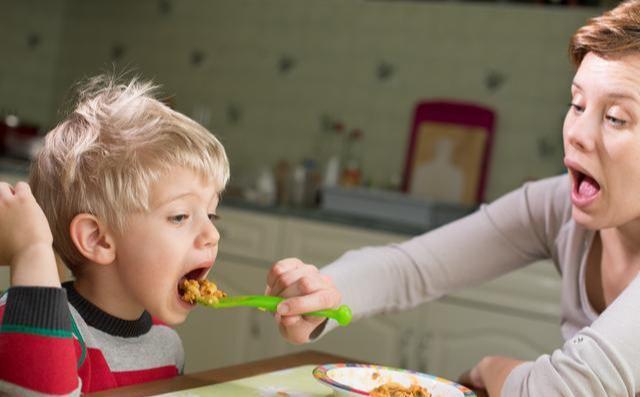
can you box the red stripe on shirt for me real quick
[113,365,178,386]
[0,332,78,395]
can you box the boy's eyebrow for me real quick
[159,192,195,205]
[155,191,220,207]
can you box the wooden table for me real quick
[87,350,487,397]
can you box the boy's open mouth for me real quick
[177,267,208,297]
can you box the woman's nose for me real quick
[565,114,597,152]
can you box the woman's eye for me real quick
[570,103,585,114]
[208,213,220,223]
[169,214,189,224]
[606,115,627,127]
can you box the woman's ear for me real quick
[69,213,116,265]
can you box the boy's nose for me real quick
[196,219,220,248]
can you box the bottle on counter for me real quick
[340,128,364,187]
[319,120,345,189]
[255,166,276,206]
[274,159,292,206]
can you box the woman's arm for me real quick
[500,274,640,396]
[320,175,569,333]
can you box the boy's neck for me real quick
[74,269,146,321]
[63,281,152,337]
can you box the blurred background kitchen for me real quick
[0,0,609,380]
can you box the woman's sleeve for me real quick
[503,274,640,396]
[320,175,569,330]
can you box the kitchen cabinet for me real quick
[419,300,561,380]
[177,206,564,378]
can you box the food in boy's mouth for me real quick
[180,279,227,305]
[369,382,431,397]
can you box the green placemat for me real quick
[153,365,333,397]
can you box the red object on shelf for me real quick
[0,117,40,158]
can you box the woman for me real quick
[266,1,640,396]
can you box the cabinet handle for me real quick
[250,314,260,339]
[398,329,414,369]
[417,333,431,373]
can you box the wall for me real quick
[0,0,68,127]
[5,0,601,200]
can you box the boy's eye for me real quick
[169,214,189,224]
[208,213,219,223]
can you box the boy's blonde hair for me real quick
[30,74,229,276]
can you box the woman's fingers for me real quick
[277,288,340,316]
[266,258,304,293]
[276,312,325,345]
[269,263,318,297]
[13,181,31,197]
[0,182,14,201]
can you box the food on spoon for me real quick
[180,279,227,305]
[369,382,431,397]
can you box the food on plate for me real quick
[369,381,431,397]
[180,279,227,305]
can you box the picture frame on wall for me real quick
[401,100,496,206]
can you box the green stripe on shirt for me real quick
[1,324,73,338]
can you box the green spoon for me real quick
[196,295,352,326]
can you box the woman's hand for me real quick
[266,258,341,344]
[459,356,524,397]
[0,181,59,287]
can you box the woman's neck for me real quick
[604,220,640,262]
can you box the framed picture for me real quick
[402,101,496,205]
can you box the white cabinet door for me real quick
[216,207,284,263]
[421,300,563,381]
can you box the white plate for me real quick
[313,363,476,397]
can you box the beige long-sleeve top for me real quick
[321,174,640,396]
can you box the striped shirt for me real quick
[0,282,184,396]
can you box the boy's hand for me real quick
[0,181,59,287]
[266,258,341,344]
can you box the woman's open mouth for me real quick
[570,167,601,208]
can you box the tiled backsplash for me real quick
[1,0,600,201]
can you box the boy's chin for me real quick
[148,307,189,326]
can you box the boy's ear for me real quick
[69,213,116,265]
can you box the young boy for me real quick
[0,74,229,395]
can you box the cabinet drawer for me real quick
[423,300,563,381]
[216,207,283,263]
